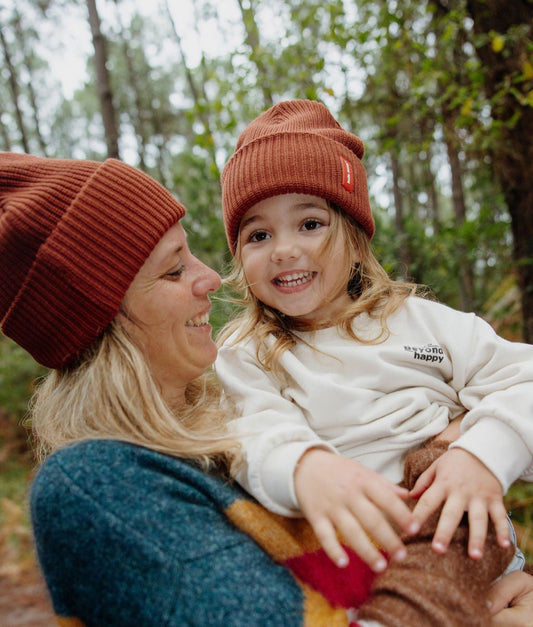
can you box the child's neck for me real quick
[289,293,356,332]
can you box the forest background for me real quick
[1,0,532,609]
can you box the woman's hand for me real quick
[294,449,419,572]
[488,570,533,625]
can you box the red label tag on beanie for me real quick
[340,156,354,192]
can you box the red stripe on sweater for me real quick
[284,546,375,609]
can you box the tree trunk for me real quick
[13,10,48,156]
[0,25,30,153]
[420,131,441,235]
[426,159,440,235]
[86,0,120,159]
[0,115,12,151]
[465,0,533,342]
[390,152,412,279]
[429,0,475,310]
[111,1,147,169]
[444,115,475,311]
[164,0,220,179]
[236,0,274,108]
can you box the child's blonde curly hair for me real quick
[218,203,423,378]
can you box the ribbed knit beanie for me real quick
[221,99,374,254]
[0,153,186,369]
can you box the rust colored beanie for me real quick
[0,153,185,369]
[221,99,375,254]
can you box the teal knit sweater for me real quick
[30,440,361,626]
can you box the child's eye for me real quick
[166,264,185,279]
[248,230,270,243]
[302,219,324,231]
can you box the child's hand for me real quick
[293,448,420,573]
[410,448,511,559]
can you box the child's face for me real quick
[238,193,355,322]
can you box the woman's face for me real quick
[121,223,221,404]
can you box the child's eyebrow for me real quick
[294,202,329,211]
[240,201,330,232]
[240,214,259,230]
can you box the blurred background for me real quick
[1,0,532,621]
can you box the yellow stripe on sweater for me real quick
[56,617,84,626]
[225,499,321,561]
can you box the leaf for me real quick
[460,97,473,116]
[523,60,533,80]
[491,35,505,53]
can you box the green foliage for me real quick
[506,481,533,562]
[0,0,530,396]
[0,453,32,505]
[0,337,45,422]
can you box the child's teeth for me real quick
[277,272,313,286]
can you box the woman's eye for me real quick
[302,219,323,231]
[248,230,270,243]
[166,264,185,278]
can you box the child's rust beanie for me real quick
[0,153,186,369]
[221,99,375,254]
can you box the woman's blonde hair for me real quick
[218,204,423,376]
[30,319,237,468]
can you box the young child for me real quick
[216,100,532,577]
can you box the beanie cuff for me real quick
[222,131,374,254]
[2,158,185,368]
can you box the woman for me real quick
[0,153,530,626]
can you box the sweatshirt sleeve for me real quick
[216,339,335,516]
[442,309,533,492]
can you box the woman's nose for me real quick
[192,260,221,296]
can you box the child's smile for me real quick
[239,193,354,322]
[273,270,317,291]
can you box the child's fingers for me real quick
[465,499,511,557]
[411,482,445,527]
[310,516,350,568]
[467,500,489,559]
[409,463,437,499]
[354,503,407,563]
[391,484,410,498]
[490,501,512,549]
[430,494,465,553]
[310,509,389,572]
[371,486,420,536]
[336,506,397,573]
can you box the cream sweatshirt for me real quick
[216,297,533,516]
